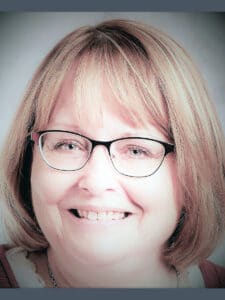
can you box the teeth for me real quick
[77,210,126,221]
[87,211,97,221]
[98,212,106,221]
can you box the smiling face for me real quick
[30,71,182,269]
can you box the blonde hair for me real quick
[1,19,225,270]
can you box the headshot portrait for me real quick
[0,12,225,288]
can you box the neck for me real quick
[47,248,178,288]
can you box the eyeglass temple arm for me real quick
[164,143,174,155]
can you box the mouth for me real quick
[69,209,131,221]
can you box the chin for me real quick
[63,238,132,266]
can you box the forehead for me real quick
[48,52,169,138]
[49,82,166,141]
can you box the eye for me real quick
[53,140,84,152]
[55,142,78,150]
[125,145,151,158]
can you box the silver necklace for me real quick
[47,262,180,288]
[175,268,180,288]
[47,260,58,288]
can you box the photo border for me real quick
[0,0,224,11]
[0,0,224,299]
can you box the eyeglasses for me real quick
[30,130,174,178]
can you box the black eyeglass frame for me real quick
[30,130,175,178]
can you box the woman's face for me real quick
[31,79,182,267]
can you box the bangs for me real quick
[70,45,170,139]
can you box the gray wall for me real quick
[0,12,225,265]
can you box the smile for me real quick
[69,209,131,221]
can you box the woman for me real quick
[0,19,225,288]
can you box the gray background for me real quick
[0,12,224,266]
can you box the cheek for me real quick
[30,150,74,238]
[31,148,73,205]
[124,157,181,221]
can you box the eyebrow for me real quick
[47,123,86,135]
[46,124,167,143]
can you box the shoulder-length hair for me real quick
[1,19,225,270]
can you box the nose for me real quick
[76,145,120,196]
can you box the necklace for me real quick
[175,268,180,288]
[47,262,180,288]
[47,260,58,288]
